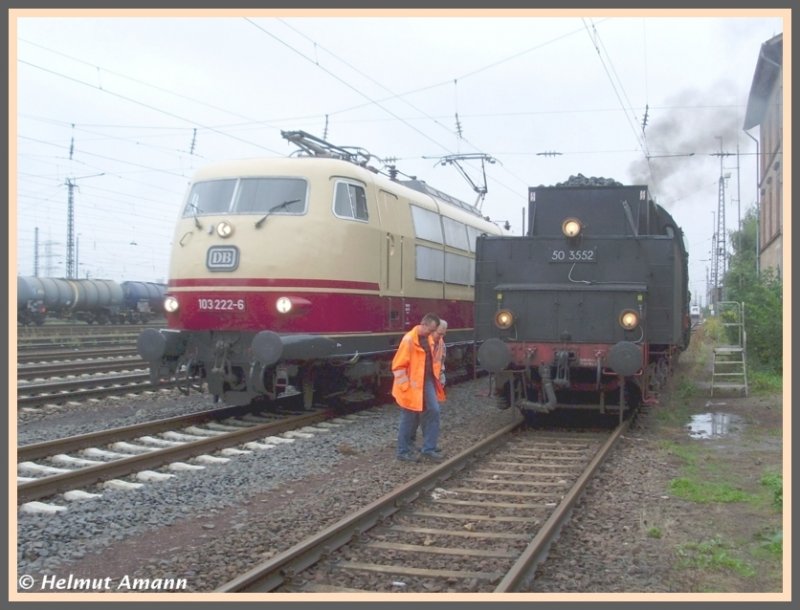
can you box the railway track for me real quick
[17,322,162,338]
[17,344,157,407]
[17,405,367,508]
[16,324,160,351]
[217,417,630,593]
[17,357,147,381]
[17,347,138,364]
[17,334,145,350]
[17,372,171,408]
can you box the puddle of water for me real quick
[686,412,744,439]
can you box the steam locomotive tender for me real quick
[475,181,690,417]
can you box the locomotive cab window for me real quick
[333,180,368,221]
[234,178,306,215]
[183,179,237,216]
[182,178,307,216]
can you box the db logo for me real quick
[206,246,239,271]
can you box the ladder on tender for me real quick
[711,301,748,397]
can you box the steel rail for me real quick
[16,410,331,505]
[218,416,629,593]
[17,358,146,380]
[17,347,138,364]
[216,414,524,592]
[18,404,255,462]
[17,380,176,408]
[494,417,632,591]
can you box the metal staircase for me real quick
[711,301,748,397]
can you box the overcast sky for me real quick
[12,10,786,304]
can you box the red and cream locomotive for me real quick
[138,131,504,407]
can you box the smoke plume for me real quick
[627,81,746,210]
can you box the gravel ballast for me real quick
[16,372,783,595]
[17,379,517,591]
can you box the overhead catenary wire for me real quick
[254,18,530,215]
[15,17,767,282]
[18,59,285,156]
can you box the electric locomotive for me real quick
[137,131,504,407]
[475,177,690,416]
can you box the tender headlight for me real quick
[216,221,234,238]
[562,217,582,238]
[619,309,639,330]
[495,309,514,330]
[276,296,293,314]
[164,296,179,313]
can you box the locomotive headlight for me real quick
[164,296,179,313]
[562,217,582,238]
[216,221,234,238]
[276,296,293,314]
[495,309,514,330]
[619,309,639,330]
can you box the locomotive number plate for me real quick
[550,248,596,263]
[197,298,246,311]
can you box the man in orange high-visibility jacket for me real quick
[392,312,446,462]
[432,319,448,387]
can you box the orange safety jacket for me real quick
[391,326,446,411]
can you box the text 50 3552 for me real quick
[550,248,596,263]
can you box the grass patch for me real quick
[647,527,663,539]
[653,403,688,426]
[669,477,754,503]
[760,471,783,510]
[749,369,783,394]
[755,528,783,558]
[653,389,693,426]
[660,440,699,468]
[674,378,697,401]
[676,537,756,578]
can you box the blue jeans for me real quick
[397,409,420,457]
[420,378,441,453]
[397,378,441,457]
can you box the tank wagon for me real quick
[17,276,50,326]
[137,130,505,407]
[475,177,690,417]
[17,277,166,325]
[121,281,168,323]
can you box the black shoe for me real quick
[397,452,420,463]
[420,451,445,462]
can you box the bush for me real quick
[721,210,783,375]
